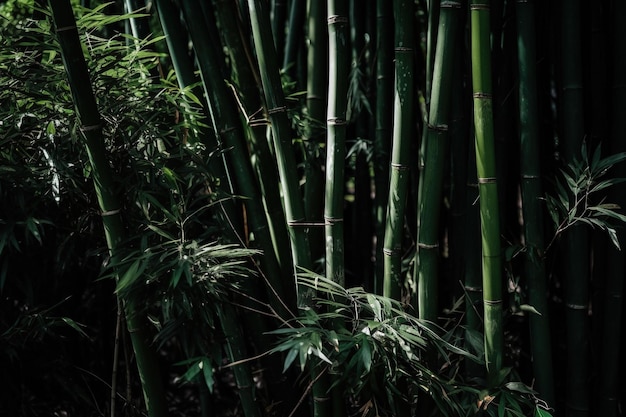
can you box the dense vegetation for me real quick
[1,1,626,417]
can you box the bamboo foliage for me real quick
[469,0,503,385]
[48,1,168,416]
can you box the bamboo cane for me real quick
[515,0,555,407]
[469,0,503,386]
[49,2,168,415]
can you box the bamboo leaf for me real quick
[535,406,553,417]
[504,381,537,395]
[201,357,215,393]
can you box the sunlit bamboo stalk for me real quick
[469,0,503,386]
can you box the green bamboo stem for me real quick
[597,3,626,416]
[415,0,462,321]
[283,0,306,75]
[515,0,554,407]
[373,0,393,294]
[247,0,314,305]
[216,304,262,417]
[124,0,151,42]
[561,2,589,416]
[212,0,295,288]
[382,0,415,300]
[469,0,503,386]
[49,2,168,415]
[179,0,290,316]
[425,0,440,109]
[271,0,288,63]
[154,0,193,87]
[325,0,349,286]
[304,0,327,267]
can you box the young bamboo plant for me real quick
[469,0,503,386]
[49,1,168,416]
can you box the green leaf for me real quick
[504,381,536,395]
[535,406,553,417]
[283,347,298,373]
[360,340,372,373]
[201,357,215,393]
[519,304,542,316]
[61,317,88,337]
[147,224,176,241]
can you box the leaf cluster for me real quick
[545,144,626,251]
[270,274,550,416]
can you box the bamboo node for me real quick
[324,216,344,225]
[441,1,463,8]
[469,3,491,10]
[395,47,413,53]
[418,242,439,249]
[287,220,325,227]
[382,248,397,256]
[427,123,448,132]
[522,174,540,179]
[483,299,502,306]
[390,163,410,171]
[464,285,482,293]
[101,208,121,217]
[81,123,102,132]
[327,117,347,126]
[56,25,77,32]
[327,15,348,24]
[565,303,587,310]
[268,106,287,115]
[478,177,497,184]
[313,396,331,403]
[473,92,492,99]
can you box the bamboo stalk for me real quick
[469,0,503,386]
[597,3,626,416]
[382,0,415,300]
[304,0,328,267]
[560,2,589,416]
[325,0,349,286]
[49,2,168,415]
[415,0,463,321]
[247,0,314,305]
[373,0,393,294]
[515,0,554,407]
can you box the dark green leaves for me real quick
[545,145,626,251]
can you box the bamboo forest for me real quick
[4,0,626,416]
